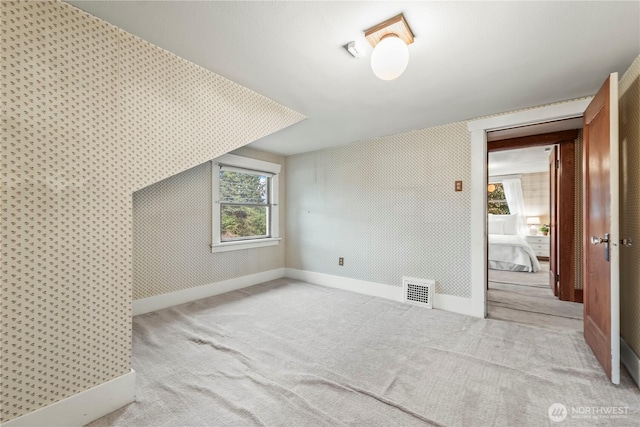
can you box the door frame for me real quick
[487,130,581,303]
[467,98,592,318]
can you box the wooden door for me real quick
[549,146,558,295]
[583,73,620,384]
[558,142,576,302]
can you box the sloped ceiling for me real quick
[68,1,640,155]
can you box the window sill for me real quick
[210,237,281,253]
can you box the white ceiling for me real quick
[489,145,555,177]
[67,1,640,156]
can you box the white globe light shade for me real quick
[370,35,409,80]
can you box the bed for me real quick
[488,234,541,272]
[488,214,541,272]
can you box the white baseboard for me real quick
[285,268,403,302]
[284,269,478,317]
[621,337,640,388]
[432,292,478,317]
[134,267,477,318]
[2,370,135,427]
[133,268,285,316]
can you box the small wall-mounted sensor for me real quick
[345,41,365,58]
[455,180,463,192]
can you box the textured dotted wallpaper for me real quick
[1,2,130,422]
[285,122,472,298]
[619,55,640,358]
[1,1,304,422]
[133,147,286,300]
[118,34,303,192]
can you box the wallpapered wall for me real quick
[521,172,550,225]
[619,55,640,359]
[133,147,286,300]
[1,1,304,422]
[285,122,472,298]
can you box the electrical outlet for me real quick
[339,257,344,266]
[455,180,463,192]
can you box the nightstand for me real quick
[526,234,550,258]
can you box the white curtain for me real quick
[502,178,527,236]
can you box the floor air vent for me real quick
[402,277,434,309]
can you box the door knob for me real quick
[591,236,609,245]
[591,233,610,262]
[621,238,633,247]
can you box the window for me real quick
[211,154,280,253]
[487,182,510,215]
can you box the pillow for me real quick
[488,219,505,235]
[489,214,518,235]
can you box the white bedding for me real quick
[488,234,541,272]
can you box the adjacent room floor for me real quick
[88,278,638,426]
[487,261,584,332]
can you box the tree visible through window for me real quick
[488,183,510,215]
[211,154,280,253]
[220,170,270,240]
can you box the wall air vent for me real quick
[402,277,434,309]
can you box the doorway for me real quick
[469,78,623,384]
[485,133,584,331]
[467,98,592,319]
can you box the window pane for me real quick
[488,202,510,215]
[487,183,506,201]
[488,183,510,214]
[220,171,268,204]
[221,205,268,240]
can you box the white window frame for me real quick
[211,154,281,253]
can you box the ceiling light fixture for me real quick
[365,14,414,81]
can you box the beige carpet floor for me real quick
[89,279,639,427]
[489,261,551,288]
[488,262,584,332]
